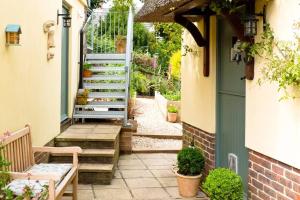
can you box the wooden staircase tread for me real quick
[56,133,118,141]
[79,163,114,172]
[51,149,115,157]
[56,125,121,142]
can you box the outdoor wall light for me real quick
[243,5,266,37]
[5,24,22,46]
[57,10,72,28]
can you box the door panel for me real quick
[61,6,69,122]
[217,18,248,192]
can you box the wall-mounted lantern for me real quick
[243,5,266,37]
[57,10,72,28]
[5,24,22,45]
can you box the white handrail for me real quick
[124,6,134,126]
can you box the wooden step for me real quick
[78,163,115,184]
[50,149,115,164]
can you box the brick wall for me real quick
[34,139,55,164]
[120,120,137,154]
[248,150,300,200]
[182,122,215,177]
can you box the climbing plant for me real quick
[241,23,300,100]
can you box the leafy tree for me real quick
[133,23,156,52]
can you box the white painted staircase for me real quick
[73,7,133,126]
[73,54,128,121]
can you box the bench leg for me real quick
[72,172,78,200]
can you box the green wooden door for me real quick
[61,6,69,122]
[217,18,248,194]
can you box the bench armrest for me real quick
[32,146,82,166]
[8,171,61,181]
[32,146,82,154]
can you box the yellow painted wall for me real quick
[0,0,86,146]
[246,0,300,169]
[181,17,217,134]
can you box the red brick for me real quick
[251,194,262,200]
[265,169,278,182]
[285,188,297,199]
[253,179,264,190]
[285,171,300,184]
[279,176,293,189]
[263,185,277,198]
[249,183,258,195]
[276,193,291,200]
[258,190,271,200]
[258,174,271,186]
[271,181,284,193]
[253,163,265,174]
[293,182,300,193]
[250,169,258,179]
[272,164,284,176]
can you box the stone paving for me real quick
[63,153,209,200]
[135,98,182,136]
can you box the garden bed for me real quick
[155,91,181,122]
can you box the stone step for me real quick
[50,149,115,164]
[78,163,115,184]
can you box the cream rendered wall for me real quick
[246,0,300,169]
[181,17,217,134]
[0,0,86,146]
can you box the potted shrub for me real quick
[83,63,92,78]
[203,168,243,200]
[115,35,126,53]
[76,89,89,105]
[167,105,178,123]
[175,146,205,198]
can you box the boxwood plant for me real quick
[177,147,205,176]
[203,168,243,200]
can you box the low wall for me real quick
[154,91,181,122]
[120,119,137,154]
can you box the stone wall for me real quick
[248,150,300,200]
[182,122,215,177]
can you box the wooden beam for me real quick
[174,15,206,47]
[203,15,210,77]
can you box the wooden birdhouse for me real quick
[5,24,22,45]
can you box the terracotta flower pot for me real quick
[116,38,126,53]
[168,112,177,123]
[175,170,202,198]
[83,69,92,78]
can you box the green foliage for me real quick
[83,63,92,70]
[242,23,300,99]
[152,23,182,73]
[203,168,243,200]
[131,71,149,95]
[163,91,181,101]
[177,147,205,176]
[134,23,156,52]
[167,105,178,113]
[169,50,181,80]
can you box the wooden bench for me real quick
[0,125,82,200]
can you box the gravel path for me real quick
[135,98,182,136]
[132,136,182,151]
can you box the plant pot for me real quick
[175,170,202,198]
[167,112,177,123]
[76,96,88,105]
[83,69,92,78]
[116,38,126,53]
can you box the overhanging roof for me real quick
[135,0,210,22]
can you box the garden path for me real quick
[132,98,182,152]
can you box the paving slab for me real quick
[94,188,132,200]
[120,169,153,178]
[93,179,127,189]
[157,177,178,187]
[125,178,161,188]
[150,169,176,178]
[131,188,170,199]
